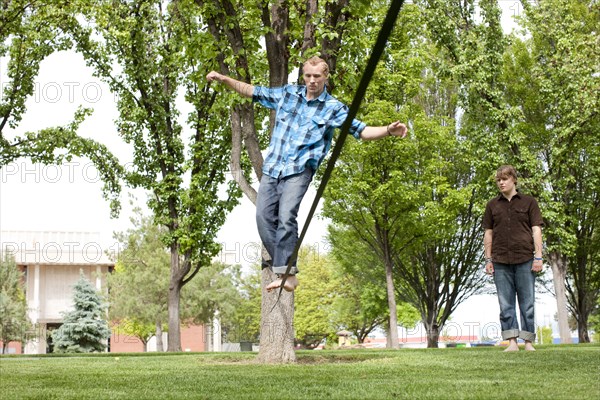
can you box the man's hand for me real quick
[388,121,408,138]
[206,71,223,83]
[531,258,543,273]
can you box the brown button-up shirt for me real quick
[483,192,544,264]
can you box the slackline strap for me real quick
[273,0,406,305]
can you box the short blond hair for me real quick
[303,56,329,77]
[496,165,518,183]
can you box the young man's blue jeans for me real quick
[256,168,314,276]
[493,260,536,342]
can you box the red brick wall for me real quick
[0,342,23,354]
[109,324,206,353]
[181,325,206,352]
[110,331,145,353]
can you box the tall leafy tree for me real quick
[0,0,122,216]
[324,4,487,348]
[419,0,515,171]
[64,0,241,351]
[325,118,486,348]
[0,253,31,353]
[52,273,111,353]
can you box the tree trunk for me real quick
[574,252,593,343]
[549,251,572,344]
[384,258,399,349]
[301,0,318,58]
[261,0,289,87]
[384,324,392,348]
[167,280,182,351]
[578,319,590,343]
[167,249,183,352]
[257,267,296,363]
[421,306,440,349]
[426,324,440,348]
[155,322,164,352]
[321,0,350,91]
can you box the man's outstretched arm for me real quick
[206,71,255,98]
[361,121,408,141]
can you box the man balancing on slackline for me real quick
[207,55,408,292]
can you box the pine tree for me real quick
[0,254,31,353]
[52,273,110,353]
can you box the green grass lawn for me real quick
[1,344,599,399]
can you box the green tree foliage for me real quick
[294,248,339,349]
[326,122,485,348]
[220,265,261,344]
[331,262,388,344]
[329,224,422,346]
[419,0,516,171]
[61,0,241,351]
[0,1,123,216]
[111,318,159,352]
[294,245,420,348]
[52,273,111,353]
[109,211,170,351]
[181,262,242,327]
[330,254,420,344]
[536,326,553,346]
[0,253,31,353]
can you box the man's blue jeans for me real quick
[255,168,313,275]
[493,260,536,342]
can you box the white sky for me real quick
[0,3,561,338]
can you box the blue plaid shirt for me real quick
[253,84,366,178]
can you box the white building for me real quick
[1,230,113,354]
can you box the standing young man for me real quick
[207,56,408,292]
[483,165,544,351]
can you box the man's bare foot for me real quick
[524,341,536,351]
[266,275,299,292]
[504,338,519,352]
